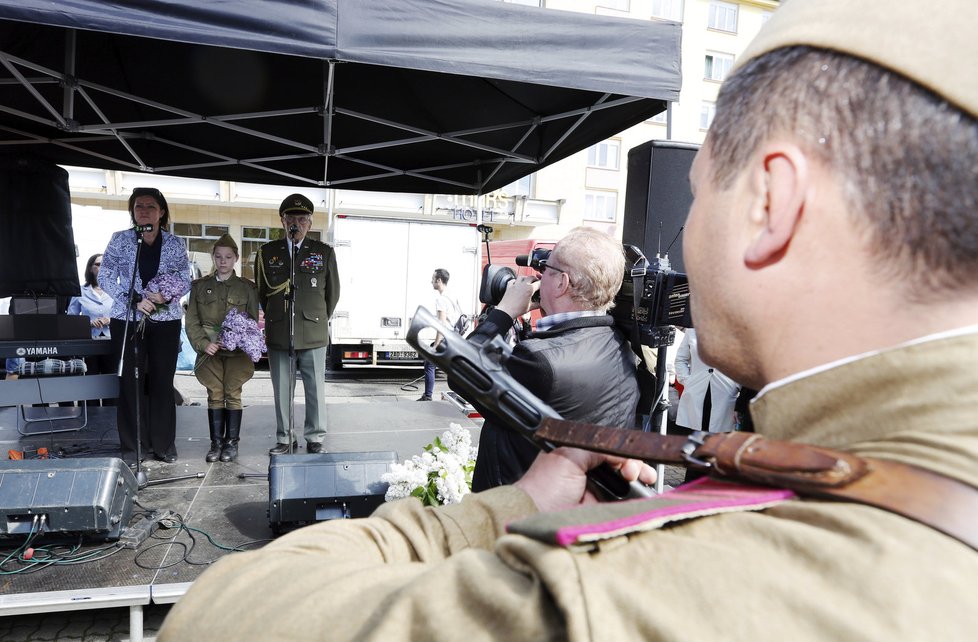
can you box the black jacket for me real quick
[461,308,641,491]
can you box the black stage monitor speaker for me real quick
[268,451,397,534]
[623,140,700,275]
[0,458,138,541]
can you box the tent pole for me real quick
[62,30,76,123]
[323,60,336,186]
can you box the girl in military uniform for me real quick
[185,234,260,462]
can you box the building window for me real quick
[241,226,321,281]
[587,140,621,170]
[708,0,738,33]
[700,102,716,130]
[172,223,230,255]
[503,173,535,198]
[651,0,684,22]
[647,110,668,125]
[704,52,734,82]
[584,191,618,222]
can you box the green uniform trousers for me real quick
[194,351,255,410]
[268,346,326,445]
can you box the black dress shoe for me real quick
[306,442,325,454]
[156,453,178,464]
[269,441,298,455]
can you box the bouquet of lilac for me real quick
[137,271,186,332]
[218,308,266,362]
[381,424,477,506]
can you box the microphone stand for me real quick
[117,226,205,490]
[118,227,149,488]
[286,225,299,455]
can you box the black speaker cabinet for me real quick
[0,155,80,299]
[268,451,397,534]
[622,140,700,274]
[0,458,138,541]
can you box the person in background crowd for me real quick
[461,226,641,491]
[673,328,740,434]
[185,234,259,463]
[418,267,461,402]
[67,253,115,406]
[99,187,191,466]
[160,1,978,638]
[256,194,340,455]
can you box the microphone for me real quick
[133,224,154,233]
[289,224,299,237]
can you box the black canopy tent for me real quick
[0,0,681,195]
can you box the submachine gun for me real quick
[406,307,654,501]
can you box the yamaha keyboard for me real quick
[0,314,112,359]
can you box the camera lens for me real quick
[479,265,516,306]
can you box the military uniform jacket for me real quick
[255,238,340,351]
[160,329,978,641]
[185,272,259,356]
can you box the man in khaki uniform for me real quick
[161,1,978,639]
[185,234,259,462]
[255,194,339,455]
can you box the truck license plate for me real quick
[385,351,417,360]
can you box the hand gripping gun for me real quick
[407,307,654,501]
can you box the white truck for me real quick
[326,215,481,368]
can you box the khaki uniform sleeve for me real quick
[158,487,564,641]
[324,243,340,319]
[245,278,259,322]
[184,281,208,354]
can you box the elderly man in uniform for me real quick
[161,1,978,639]
[255,194,340,455]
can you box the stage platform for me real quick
[0,399,481,640]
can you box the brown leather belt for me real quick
[536,418,978,551]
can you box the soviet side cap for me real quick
[279,193,314,217]
[735,0,978,120]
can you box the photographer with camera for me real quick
[462,226,641,491]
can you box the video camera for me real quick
[611,244,692,348]
[479,244,690,348]
[478,247,551,306]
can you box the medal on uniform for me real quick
[310,277,318,288]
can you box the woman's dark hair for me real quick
[128,187,170,228]
[84,253,102,287]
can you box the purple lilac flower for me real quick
[219,308,266,362]
[145,272,186,310]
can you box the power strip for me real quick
[119,509,176,549]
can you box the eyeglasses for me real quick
[283,215,312,225]
[539,261,567,276]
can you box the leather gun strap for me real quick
[806,458,978,551]
[535,418,978,551]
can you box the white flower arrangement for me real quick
[382,423,478,506]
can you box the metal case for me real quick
[0,457,138,541]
